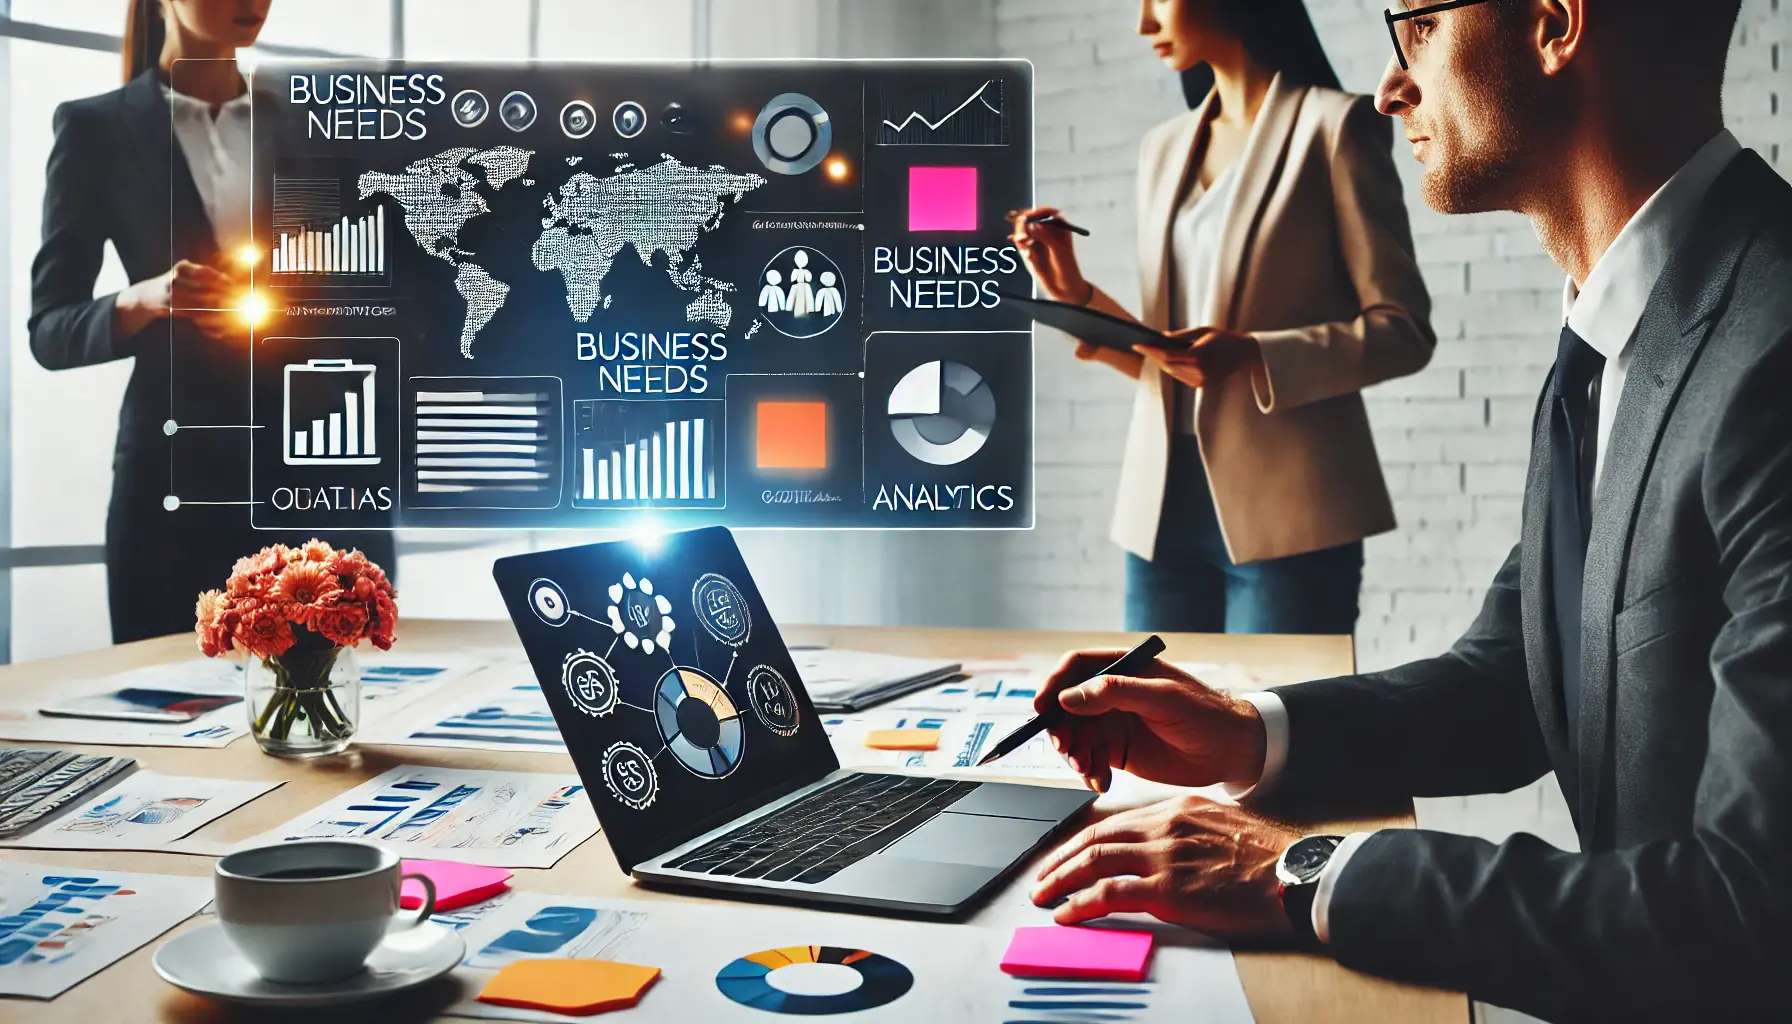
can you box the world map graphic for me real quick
[359,146,766,357]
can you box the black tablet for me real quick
[995,290,1190,352]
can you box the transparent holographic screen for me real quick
[243,60,1035,531]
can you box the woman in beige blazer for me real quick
[1014,0,1434,635]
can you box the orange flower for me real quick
[194,590,227,656]
[297,539,335,563]
[315,603,369,647]
[273,562,341,624]
[238,601,296,659]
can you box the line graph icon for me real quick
[877,78,1007,146]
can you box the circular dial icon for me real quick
[602,741,659,810]
[452,89,489,127]
[746,665,800,737]
[887,360,996,466]
[561,649,619,717]
[655,667,744,778]
[561,100,597,139]
[613,100,647,139]
[529,578,571,626]
[607,573,675,653]
[692,573,751,647]
[500,90,537,132]
[752,93,832,176]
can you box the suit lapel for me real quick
[119,70,218,262]
[1573,153,1763,837]
[1520,373,1576,801]
[1209,74,1304,329]
[1138,96,1212,331]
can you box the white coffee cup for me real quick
[214,840,437,985]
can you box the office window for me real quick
[535,0,695,59]
[9,1,128,36]
[403,0,529,60]
[260,1,392,58]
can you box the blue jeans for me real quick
[1124,436,1363,635]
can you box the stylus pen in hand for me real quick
[974,634,1168,767]
[1007,210,1092,236]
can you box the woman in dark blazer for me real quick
[29,0,394,643]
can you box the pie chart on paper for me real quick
[887,360,996,466]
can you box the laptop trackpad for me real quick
[882,812,1056,869]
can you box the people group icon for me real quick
[757,248,846,339]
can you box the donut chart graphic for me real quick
[655,666,744,778]
[716,946,914,1015]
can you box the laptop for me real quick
[493,526,1094,916]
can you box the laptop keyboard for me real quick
[665,773,981,885]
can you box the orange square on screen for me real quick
[756,401,828,470]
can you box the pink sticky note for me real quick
[909,166,979,231]
[400,859,513,912]
[1000,926,1155,982]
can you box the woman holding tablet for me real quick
[1013,0,1434,634]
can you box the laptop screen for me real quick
[494,527,839,871]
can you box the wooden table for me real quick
[0,621,1466,1023]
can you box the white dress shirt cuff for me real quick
[1312,831,1374,944]
[1222,691,1289,801]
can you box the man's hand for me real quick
[1032,795,1301,936]
[1134,327,1262,388]
[1038,650,1267,793]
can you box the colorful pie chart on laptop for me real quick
[655,666,744,778]
[715,945,914,1014]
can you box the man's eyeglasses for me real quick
[1385,0,1500,70]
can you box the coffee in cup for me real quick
[214,840,437,984]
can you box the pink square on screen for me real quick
[909,166,979,231]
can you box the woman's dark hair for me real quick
[123,0,166,84]
[1179,0,1341,109]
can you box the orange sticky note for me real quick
[477,959,661,1016]
[864,729,940,751]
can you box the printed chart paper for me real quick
[245,765,597,868]
[822,669,1078,781]
[358,651,503,724]
[0,660,247,748]
[427,892,1248,1023]
[0,864,211,999]
[0,772,281,852]
[364,673,565,754]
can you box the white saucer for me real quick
[154,921,465,1007]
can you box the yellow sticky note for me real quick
[477,959,661,1016]
[864,729,940,751]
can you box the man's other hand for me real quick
[1032,796,1300,936]
[1038,650,1268,793]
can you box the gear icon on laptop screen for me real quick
[561,649,619,717]
[606,573,675,653]
[601,740,659,810]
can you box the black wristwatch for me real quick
[1277,834,1344,946]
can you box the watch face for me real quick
[1279,836,1341,884]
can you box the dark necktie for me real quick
[1549,325,1605,741]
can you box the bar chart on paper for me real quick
[269,177,389,282]
[573,400,724,509]
[285,359,379,466]
[411,378,562,509]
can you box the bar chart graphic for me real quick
[269,177,389,280]
[410,377,562,509]
[284,359,380,466]
[573,400,724,509]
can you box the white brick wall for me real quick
[992,0,1791,672]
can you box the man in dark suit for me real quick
[1027,1,1792,1018]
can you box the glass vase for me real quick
[246,637,360,757]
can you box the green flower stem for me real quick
[253,638,355,747]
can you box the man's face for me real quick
[1377,3,1551,214]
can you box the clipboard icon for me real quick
[284,358,380,466]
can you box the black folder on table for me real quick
[995,290,1190,353]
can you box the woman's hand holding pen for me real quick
[1010,206,1142,373]
[114,259,242,342]
[1134,326,1262,387]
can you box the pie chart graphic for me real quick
[887,360,995,466]
[655,666,744,778]
[716,946,914,1015]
